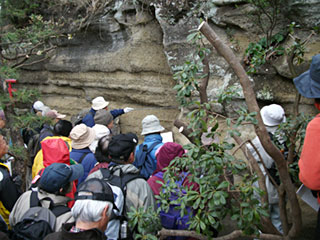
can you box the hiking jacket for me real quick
[32,136,72,178]
[32,137,76,208]
[39,124,54,143]
[299,114,320,191]
[246,135,279,204]
[89,124,111,153]
[9,189,73,232]
[70,148,97,185]
[134,134,163,178]
[82,108,124,127]
[0,163,21,228]
[44,222,106,240]
[87,164,156,214]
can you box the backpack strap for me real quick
[100,167,112,179]
[135,142,161,168]
[30,190,40,208]
[145,142,160,154]
[50,205,70,217]
[30,190,70,217]
[78,152,89,164]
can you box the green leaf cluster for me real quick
[245,34,285,74]
[127,206,161,239]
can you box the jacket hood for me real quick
[42,137,70,167]
[92,124,111,140]
[144,133,163,143]
[154,142,185,174]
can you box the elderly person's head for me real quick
[72,178,116,231]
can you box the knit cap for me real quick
[94,109,113,126]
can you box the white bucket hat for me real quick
[33,101,44,111]
[92,96,109,110]
[70,124,96,149]
[141,115,165,135]
[260,104,286,127]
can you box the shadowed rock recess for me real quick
[18,0,320,137]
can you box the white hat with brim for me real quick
[33,101,45,111]
[260,104,286,127]
[92,96,109,111]
[141,115,165,135]
[70,124,96,149]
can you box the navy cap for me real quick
[39,163,84,193]
[294,54,320,98]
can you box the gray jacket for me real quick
[9,189,74,231]
[246,135,279,204]
[87,164,156,214]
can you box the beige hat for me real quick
[70,124,96,149]
[141,115,165,135]
[45,110,66,119]
[92,96,109,111]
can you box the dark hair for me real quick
[53,120,73,137]
[52,182,72,196]
[94,135,112,163]
[315,98,320,104]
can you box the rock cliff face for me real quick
[18,0,320,139]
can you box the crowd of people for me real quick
[0,53,319,239]
[0,96,198,240]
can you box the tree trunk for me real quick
[4,101,27,190]
[198,21,301,237]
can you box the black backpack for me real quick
[27,133,41,166]
[100,167,143,240]
[11,191,70,240]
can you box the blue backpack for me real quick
[134,142,161,179]
[155,171,193,240]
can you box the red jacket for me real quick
[299,114,320,191]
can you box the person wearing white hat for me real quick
[133,115,165,179]
[32,101,45,116]
[246,104,286,234]
[82,96,134,127]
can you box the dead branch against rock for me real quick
[174,119,195,143]
[158,228,207,240]
[199,55,209,104]
[198,21,301,237]
[278,184,289,235]
[158,228,284,240]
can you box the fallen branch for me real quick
[158,228,284,240]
